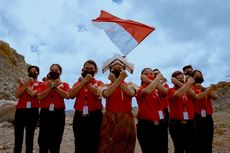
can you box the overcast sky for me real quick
[1,0,230,109]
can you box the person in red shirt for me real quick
[191,70,219,153]
[169,71,196,153]
[98,56,136,153]
[14,65,41,153]
[37,64,70,153]
[136,68,168,153]
[183,65,193,81]
[69,60,103,153]
[152,68,170,122]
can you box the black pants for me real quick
[14,108,39,153]
[137,119,168,153]
[169,120,195,153]
[73,110,103,153]
[194,114,214,153]
[38,109,65,153]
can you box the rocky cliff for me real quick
[0,40,28,101]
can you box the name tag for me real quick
[201,109,206,117]
[26,102,31,108]
[83,106,89,115]
[49,104,55,111]
[158,110,164,120]
[183,112,189,120]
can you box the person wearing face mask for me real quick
[191,70,219,153]
[169,71,197,153]
[69,60,104,153]
[37,64,70,153]
[14,65,41,153]
[136,68,168,153]
[98,55,136,153]
[183,65,193,81]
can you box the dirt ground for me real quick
[0,108,229,153]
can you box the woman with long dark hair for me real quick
[37,64,70,153]
[14,65,40,153]
[191,70,219,153]
[136,68,168,153]
[69,60,104,153]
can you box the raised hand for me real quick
[108,72,116,82]
[119,70,127,80]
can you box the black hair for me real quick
[172,71,183,78]
[141,68,153,85]
[28,65,39,74]
[83,60,98,73]
[153,68,160,72]
[50,64,62,74]
[182,65,193,72]
[190,70,203,77]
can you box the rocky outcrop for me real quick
[0,40,28,101]
[0,103,16,123]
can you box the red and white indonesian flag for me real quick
[92,10,155,56]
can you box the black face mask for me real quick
[28,72,38,79]
[111,70,121,78]
[194,77,204,84]
[49,72,60,80]
[81,70,95,78]
[184,71,191,76]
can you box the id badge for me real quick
[158,110,164,120]
[183,112,189,120]
[26,102,31,108]
[201,109,206,117]
[83,106,89,115]
[49,104,55,111]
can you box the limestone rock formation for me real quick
[0,40,28,101]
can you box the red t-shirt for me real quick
[72,79,103,112]
[194,88,213,115]
[160,83,169,109]
[168,87,195,120]
[105,82,132,113]
[38,81,70,109]
[16,80,41,109]
[136,85,165,121]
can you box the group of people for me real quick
[14,55,219,153]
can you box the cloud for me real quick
[0,0,230,109]
[112,0,123,4]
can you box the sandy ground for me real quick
[0,108,230,153]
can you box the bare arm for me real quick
[55,86,69,99]
[69,76,90,99]
[15,78,35,98]
[172,77,196,99]
[37,87,52,100]
[157,83,168,95]
[103,70,127,98]
[173,77,195,99]
[141,75,152,84]
[141,74,163,97]
[196,84,219,100]
[86,81,103,97]
[120,83,135,97]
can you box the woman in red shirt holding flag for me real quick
[14,65,40,153]
[37,64,70,153]
[69,60,104,153]
[136,68,168,153]
[98,55,136,153]
[191,70,219,153]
